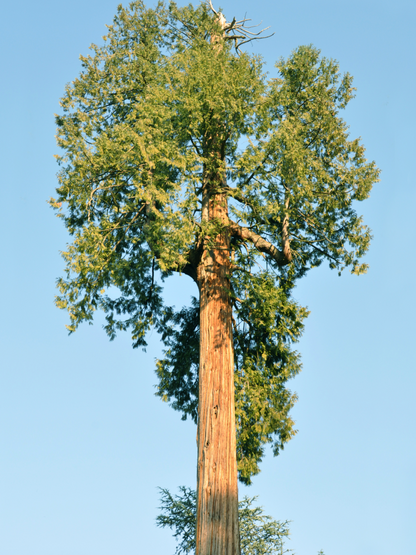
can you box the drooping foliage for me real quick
[51,1,379,484]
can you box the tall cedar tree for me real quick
[51,2,379,554]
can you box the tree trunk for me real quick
[195,174,240,555]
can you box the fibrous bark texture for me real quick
[196,177,240,555]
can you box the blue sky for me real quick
[0,1,414,554]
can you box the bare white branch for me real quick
[207,2,274,51]
[207,0,218,16]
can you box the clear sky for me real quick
[0,1,414,554]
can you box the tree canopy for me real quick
[51,0,379,485]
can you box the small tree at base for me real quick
[157,487,292,555]
[51,2,379,554]
[157,486,327,555]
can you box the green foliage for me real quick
[232,271,309,483]
[156,298,200,422]
[157,487,292,555]
[51,0,379,483]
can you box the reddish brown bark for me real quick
[195,173,240,555]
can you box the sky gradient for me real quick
[1,1,415,554]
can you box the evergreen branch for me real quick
[290,233,340,263]
[188,135,203,156]
[292,206,342,246]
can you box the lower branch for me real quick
[229,220,291,266]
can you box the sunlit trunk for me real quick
[195,170,240,555]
